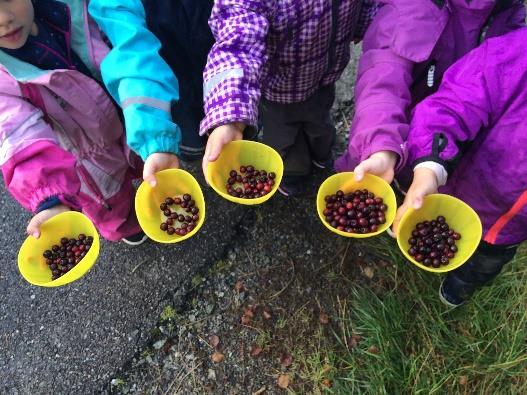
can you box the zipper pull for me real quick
[427,64,436,88]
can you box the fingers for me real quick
[353,155,394,184]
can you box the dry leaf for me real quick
[161,339,174,354]
[211,351,224,363]
[235,281,244,292]
[252,386,267,395]
[280,353,293,368]
[277,374,290,389]
[322,378,332,388]
[209,334,220,348]
[250,345,263,357]
[319,312,329,325]
[241,315,251,325]
[348,333,362,349]
[367,345,379,354]
[263,310,272,320]
[363,266,375,279]
[458,375,468,386]
[244,308,255,318]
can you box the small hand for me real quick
[202,123,244,182]
[392,167,439,236]
[27,204,71,239]
[353,150,398,183]
[143,152,180,187]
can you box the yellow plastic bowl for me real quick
[17,211,100,287]
[316,172,397,238]
[207,140,284,205]
[135,168,206,243]
[397,194,482,273]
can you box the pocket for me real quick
[390,0,448,62]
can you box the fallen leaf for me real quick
[280,353,293,368]
[211,351,224,363]
[319,312,329,325]
[348,333,362,349]
[241,315,251,325]
[458,375,468,386]
[161,339,174,354]
[263,310,272,320]
[363,266,375,279]
[250,345,263,357]
[367,345,379,354]
[244,308,255,318]
[209,334,220,348]
[252,386,266,395]
[322,378,332,388]
[277,374,290,389]
[235,281,244,292]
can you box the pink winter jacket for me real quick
[0,0,140,241]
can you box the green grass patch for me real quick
[332,242,527,394]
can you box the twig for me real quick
[268,260,296,301]
[131,258,149,273]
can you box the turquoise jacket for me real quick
[88,0,181,161]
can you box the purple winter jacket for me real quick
[335,0,526,172]
[408,28,527,246]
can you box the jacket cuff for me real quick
[36,196,62,213]
[413,161,448,186]
[199,100,258,137]
[136,135,181,162]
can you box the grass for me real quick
[330,240,527,394]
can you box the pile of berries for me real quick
[323,189,388,234]
[159,194,199,236]
[226,165,276,199]
[43,234,93,280]
[407,216,461,268]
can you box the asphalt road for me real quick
[0,170,249,394]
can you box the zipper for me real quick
[326,0,340,73]
[77,166,113,210]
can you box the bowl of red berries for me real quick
[206,140,284,205]
[396,194,482,273]
[135,168,206,243]
[17,211,100,287]
[316,172,397,238]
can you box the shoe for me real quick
[438,278,466,308]
[277,176,303,197]
[121,231,148,246]
[312,157,334,170]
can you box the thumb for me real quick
[143,163,157,187]
[353,162,366,182]
[207,137,224,163]
[27,213,46,239]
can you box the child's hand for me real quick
[27,204,71,239]
[392,167,439,236]
[202,123,244,182]
[354,150,397,183]
[143,152,180,187]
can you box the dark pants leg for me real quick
[442,241,519,303]
[259,85,336,177]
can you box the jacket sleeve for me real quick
[407,42,491,167]
[88,0,182,161]
[336,0,446,172]
[199,0,276,135]
[0,94,82,213]
[486,0,526,39]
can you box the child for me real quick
[335,0,525,184]
[393,28,527,307]
[200,0,379,196]
[88,0,214,185]
[0,0,146,245]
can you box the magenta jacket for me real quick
[0,0,141,241]
[408,28,527,246]
[335,0,525,172]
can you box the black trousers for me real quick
[443,241,519,301]
[259,85,336,177]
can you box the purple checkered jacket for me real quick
[200,0,378,135]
